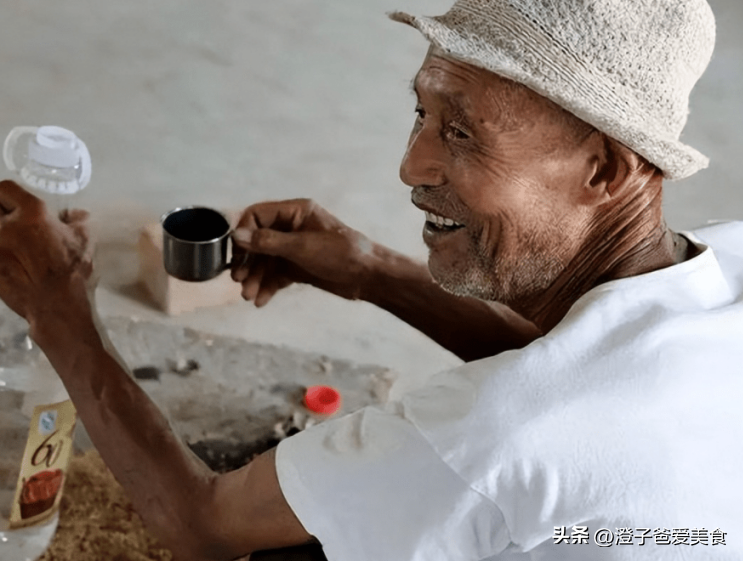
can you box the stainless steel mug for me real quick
[161,206,232,282]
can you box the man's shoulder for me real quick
[687,220,743,292]
[689,220,743,255]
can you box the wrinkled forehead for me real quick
[413,44,595,143]
[419,44,528,89]
[412,45,535,114]
[413,46,489,98]
[417,44,475,77]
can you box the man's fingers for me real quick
[235,199,315,232]
[233,228,308,260]
[243,258,283,304]
[0,250,27,282]
[254,272,294,308]
[0,180,41,216]
[60,208,90,224]
[254,281,278,308]
[0,249,32,318]
[233,265,249,284]
[231,251,254,283]
[232,228,253,249]
[241,259,268,301]
[234,211,259,233]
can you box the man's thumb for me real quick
[232,228,253,246]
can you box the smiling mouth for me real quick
[424,211,465,232]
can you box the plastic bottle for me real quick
[0,334,76,561]
[0,126,91,560]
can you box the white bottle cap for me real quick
[3,125,92,194]
[28,127,81,168]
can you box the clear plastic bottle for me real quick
[0,332,76,561]
[0,126,90,560]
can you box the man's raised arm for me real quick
[230,199,540,362]
[0,181,313,560]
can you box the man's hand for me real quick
[231,199,375,306]
[0,180,94,331]
[0,182,314,559]
[230,197,539,361]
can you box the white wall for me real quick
[0,0,445,257]
[3,1,738,244]
[665,0,743,229]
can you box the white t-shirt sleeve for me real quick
[276,402,512,561]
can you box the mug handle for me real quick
[223,252,250,271]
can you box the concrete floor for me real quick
[0,1,741,381]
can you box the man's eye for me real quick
[415,107,426,121]
[448,125,470,140]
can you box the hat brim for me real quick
[389,11,709,181]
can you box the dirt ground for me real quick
[40,451,172,561]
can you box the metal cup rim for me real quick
[161,206,231,245]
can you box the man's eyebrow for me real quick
[408,73,475,126]
[409,76,419,97]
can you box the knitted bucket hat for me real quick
[389,0,716,181]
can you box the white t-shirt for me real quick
[276,221,743,561]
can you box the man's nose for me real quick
[399,123,445,188]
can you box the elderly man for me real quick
[0,0,741,560]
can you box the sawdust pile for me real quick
[39,450,172,561]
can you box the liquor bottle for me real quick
[0,125,91,560]
[0,332,76,561]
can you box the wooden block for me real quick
[137,217,244,315]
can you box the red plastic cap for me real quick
[304,385,342,415]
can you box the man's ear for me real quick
[582,134,656,205]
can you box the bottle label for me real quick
[8,400,77,529]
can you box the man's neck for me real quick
[511,180,696,334]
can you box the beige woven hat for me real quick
[389,0,716,181]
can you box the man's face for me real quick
[400,49,597,305]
